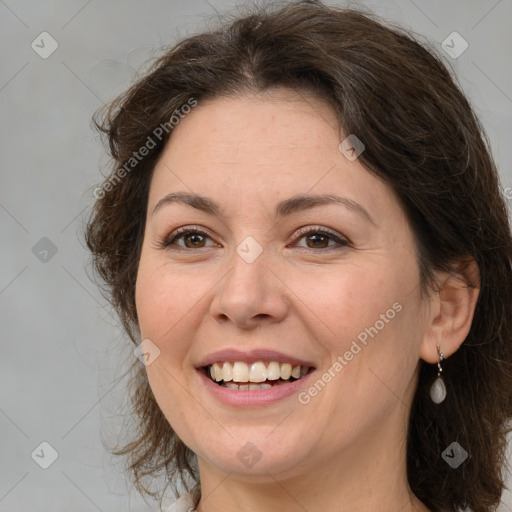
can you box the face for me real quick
[135,88,430,483]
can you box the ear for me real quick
[419,257,480,364]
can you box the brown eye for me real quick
[161,228,217,250]
[182,232,207,248]
[293,227,350,251]
[305,233,330,249]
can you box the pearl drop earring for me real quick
[430,344,447,404]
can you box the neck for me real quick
[194,409,430,512]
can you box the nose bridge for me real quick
[211,238,288,327]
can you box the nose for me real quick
[209,246,289,330]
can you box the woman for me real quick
[86,1,512,511]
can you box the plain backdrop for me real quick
[1,0,511,510]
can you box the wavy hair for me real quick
[85,2,512,510]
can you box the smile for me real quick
[204,361,313,390]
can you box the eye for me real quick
[159,225,350,251]
[160,227,218,250]
[292,226,350,250]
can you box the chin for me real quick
[192,427,316,479]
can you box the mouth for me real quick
[201,361,314,390]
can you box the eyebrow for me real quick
[152,191,376,226]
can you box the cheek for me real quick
[135,256,216,369]
[135,262,197,422]
[303,265,417,393]
[330,297,422,423]
[135,262,168,339]
[282,263,391,343]
[136,256,190,335]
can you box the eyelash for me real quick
[159,225,350,252]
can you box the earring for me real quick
[429,344,447,404]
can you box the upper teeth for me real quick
[209,361,309,383]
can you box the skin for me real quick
[135,88,479,512]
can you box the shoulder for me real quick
[160,488,197,512]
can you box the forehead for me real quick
[148,90,400,221]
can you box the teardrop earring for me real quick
[429,344,447,404]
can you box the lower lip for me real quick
[197,369,315,407]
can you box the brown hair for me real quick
[85,1,512,510]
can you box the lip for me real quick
[196,366,316,407]
[196,348,316,368]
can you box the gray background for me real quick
[1,0,511,510]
